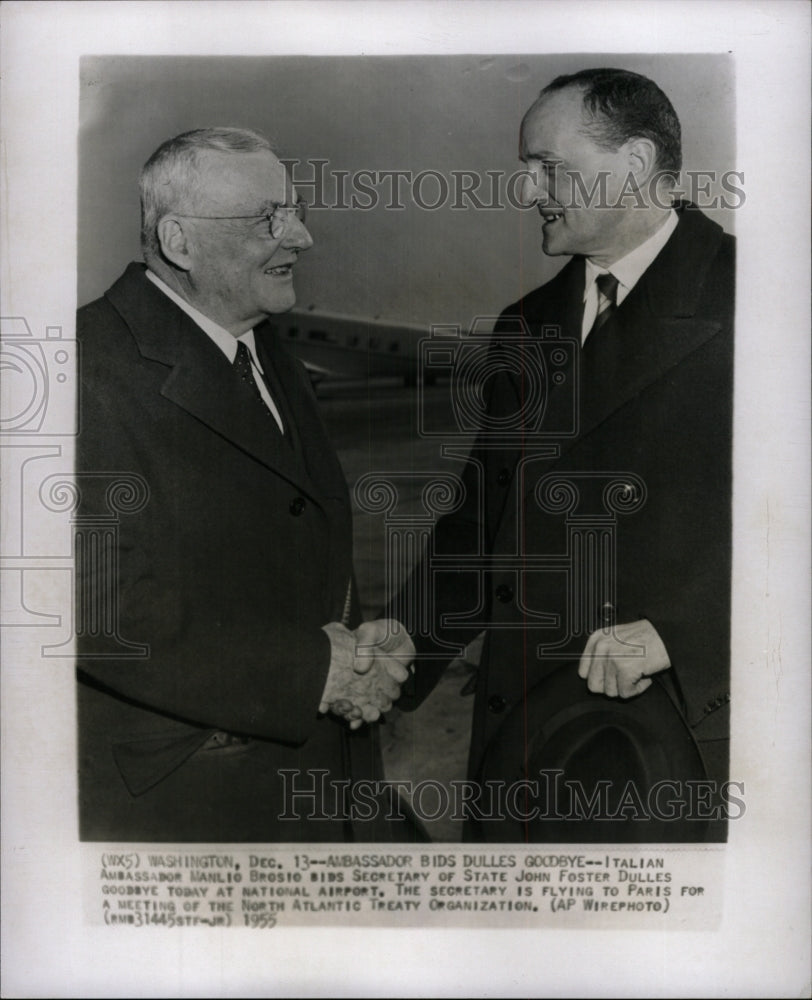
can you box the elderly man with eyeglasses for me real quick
[75,128,416,843]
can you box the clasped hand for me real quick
[320,619,415,729]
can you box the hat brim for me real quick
[475,664,709,843]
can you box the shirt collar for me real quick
[583,209,679,302]
[145,268,256,363]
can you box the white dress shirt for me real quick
[146,269,285,432]
[581,210,679,344]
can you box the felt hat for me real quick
[475,665,710,843]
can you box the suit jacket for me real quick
[396,203,734,796]
[75,262,401,843]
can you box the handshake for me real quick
[320,619,416,729]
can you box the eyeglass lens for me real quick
[270,202,307,238]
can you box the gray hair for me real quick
[139,127,275,260]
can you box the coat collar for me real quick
[498,203,729,478]
[104,263,341,500]
[633,200,726,319]
[570,201,727,448]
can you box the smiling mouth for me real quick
[265,263,294,276]
[540,211,563,225]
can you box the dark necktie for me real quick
[234,341,279,425]
[589,272,620,337]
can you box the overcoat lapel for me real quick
[481,259,584,534]
[493,257,585,425]
[573,312,721,455]
[569,203,726,458]
[105,264,328,501]
[501,204,727,492]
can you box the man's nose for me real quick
[519,167,550,208]
[518,168,546,207]
[283,216,314,251]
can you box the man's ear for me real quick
[156,217,193,271]
[624,137,658,186]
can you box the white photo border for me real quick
[1,1,810,996]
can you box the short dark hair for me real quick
[540,68,682,179]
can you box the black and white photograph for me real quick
[1,1,809,996]
[73,51,738,847]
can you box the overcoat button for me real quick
[497,468,511,487]
[495,584,513,603]
[488,695,507,713]
[289,497,306,516]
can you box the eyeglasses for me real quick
[174,200,307,240]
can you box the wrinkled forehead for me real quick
[191,149,293,214]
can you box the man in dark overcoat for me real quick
[393,69,734,841]
[76,127,412,843]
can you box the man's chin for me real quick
[541,237,569,257]
[540,222,573,257]
[263,293,297,315]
